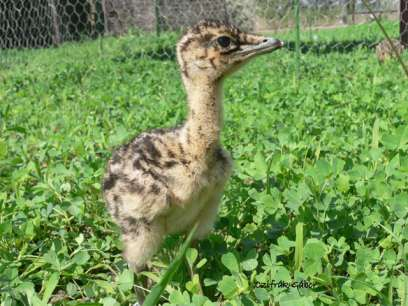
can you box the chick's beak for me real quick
[234,37,284,58]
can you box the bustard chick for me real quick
[103,20,283,274]
[376,38,405,63]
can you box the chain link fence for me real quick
[0,0,406,67]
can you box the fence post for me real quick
[101,0,109,35]
[294,0,301,80]
[351,0,356,24]
[88,0,97,38]
[155,0,161,37]
[48,0,61,46]
[223,0,230,24]
[401,0,408,46]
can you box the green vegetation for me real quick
[1,21,408,305]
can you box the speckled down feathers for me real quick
[103,124,232,271]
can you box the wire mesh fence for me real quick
[0,0,406,68]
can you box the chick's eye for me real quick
[217,36,231,48]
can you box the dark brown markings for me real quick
[143,168,169,188]
[181,159,190,166]
[167,150,176,158]
[154,136,164,145]
[125,216,138,226]
[111,196,121,219]
[180,37,194,52]
[146,169,161,181]
[131,142,140,153]
[127,179,145,193]
[193,19,224,32]
[178,49,190,78]
[133,150,161,169]
[186,127,191,144]
[167,190,181,206]
[133,159,144,170]
[201,33,214,43]
[147,156,162,168]
[240,33,248,44]
[103,173,118,190]
[133,157,168,183]
[188,20,241,41]
[209,58,216,69]
[198,130,205,138]
[143,136,161,159]
[120,217,151,236]
[121,217,138,235]
[111,151,121,164]
[140,217,150,226]
[191,26,201,34]
[206,144,219,157]
[199,48,208,59]
[210,97,216,107]
[119,142,130,155]
[150,183,161,195]
[164,160,178,168]
[182,66,189,78]
[134,149,146,159]
[198,125,204,137]
[178,143,185,155]
[136,148,162,169]
[113,204,120,219]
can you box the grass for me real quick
[1,21,408,305]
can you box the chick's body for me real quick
[103,126,231,271]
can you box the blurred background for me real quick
[0,0,406,65]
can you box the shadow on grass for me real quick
[112,45,176,63]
